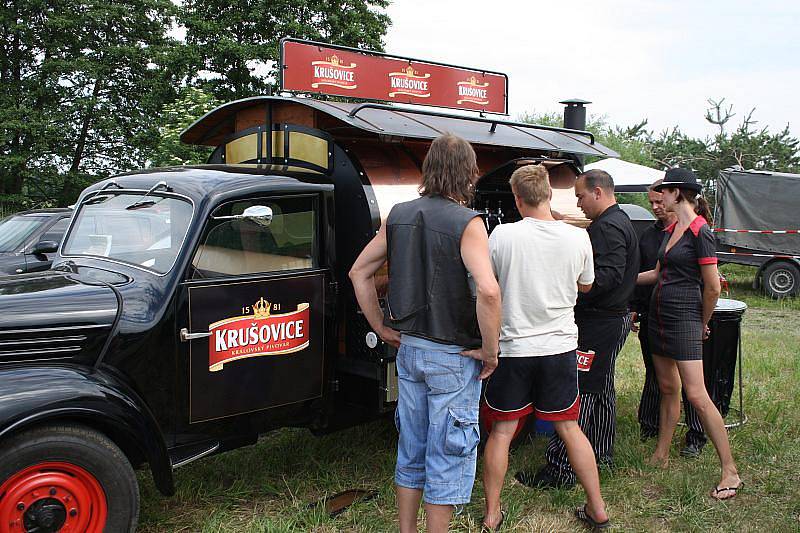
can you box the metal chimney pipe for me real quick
[560,98,591,130]
[560,98,592,168]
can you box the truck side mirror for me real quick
[32,240,59,255]
[242,205,273,227]
[212,205,273,227]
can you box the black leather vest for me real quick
[383,195,481,348]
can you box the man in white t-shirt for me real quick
[479,164,610,531]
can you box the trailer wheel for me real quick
[0,424,139,532]
[762,261,800,299]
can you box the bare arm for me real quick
[348,225,401,347]
[578,282,593,293]
[696,226,721,338]
[459,217,501,380]
[700,263,722,335]
[637,262,660,286]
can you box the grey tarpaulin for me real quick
[714,169,800,255]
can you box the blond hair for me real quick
[419,134,478,204]
[509,164,551,207]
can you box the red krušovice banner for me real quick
[281,40,508,114]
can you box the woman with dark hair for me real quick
[637,168,742,500]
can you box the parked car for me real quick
[0,208,72,275]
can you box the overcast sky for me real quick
[383,0,800,139]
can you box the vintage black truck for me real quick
[0,93,616,531]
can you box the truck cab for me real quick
[0,95,616,531]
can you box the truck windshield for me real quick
[62,193,193,273]
[0,215,47,253]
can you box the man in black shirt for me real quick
[633,181,706,456]
[526,169,639,488]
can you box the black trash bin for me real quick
[702,298,747,418]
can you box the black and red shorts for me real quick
[483,350,579,422]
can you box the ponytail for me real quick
[678,189,712,223]
[695,195,712,224]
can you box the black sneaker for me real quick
[514,468,574,490]
[680,442,704,458]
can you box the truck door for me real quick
[176,191,333,435]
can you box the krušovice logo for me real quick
[207,297,310,372]
[388,66,431,98]
[456,76,490,106]
[311,54,357,90]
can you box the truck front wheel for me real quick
[0,424,139,532]
[762,261,800,299]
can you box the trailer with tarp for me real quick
[714,168,800,298]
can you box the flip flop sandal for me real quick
[481,509,506,532]
[574,504,611,530]
[711,481,744,500]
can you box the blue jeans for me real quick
[394,342,482,505]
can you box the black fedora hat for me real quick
[654,167,702,193]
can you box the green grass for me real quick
[137,286,800,532]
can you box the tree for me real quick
[517,103,800,211]
[1,0,180,206]
[148,87,221,167]
[648,99,800,195]
[180,0,391,101]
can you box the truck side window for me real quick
[191,196,316,278]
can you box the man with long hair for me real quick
[349,133,501,532]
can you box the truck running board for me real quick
[170,442,221,469]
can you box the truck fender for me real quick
[0,364,175,495]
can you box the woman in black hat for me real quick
[637,168,742,500]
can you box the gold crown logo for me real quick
[405,66,415,76]
[330,54,340,66]
[253,297,271,318]
[469,75,477,85]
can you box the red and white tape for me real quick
[716,251,800,260]
[714,228,800,234]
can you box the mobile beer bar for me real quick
[0,39,616,531]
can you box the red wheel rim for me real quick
[0,462,107,532]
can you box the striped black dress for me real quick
[648,216,717,361]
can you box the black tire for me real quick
[762,261,800,299]
[0,424,139,532]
